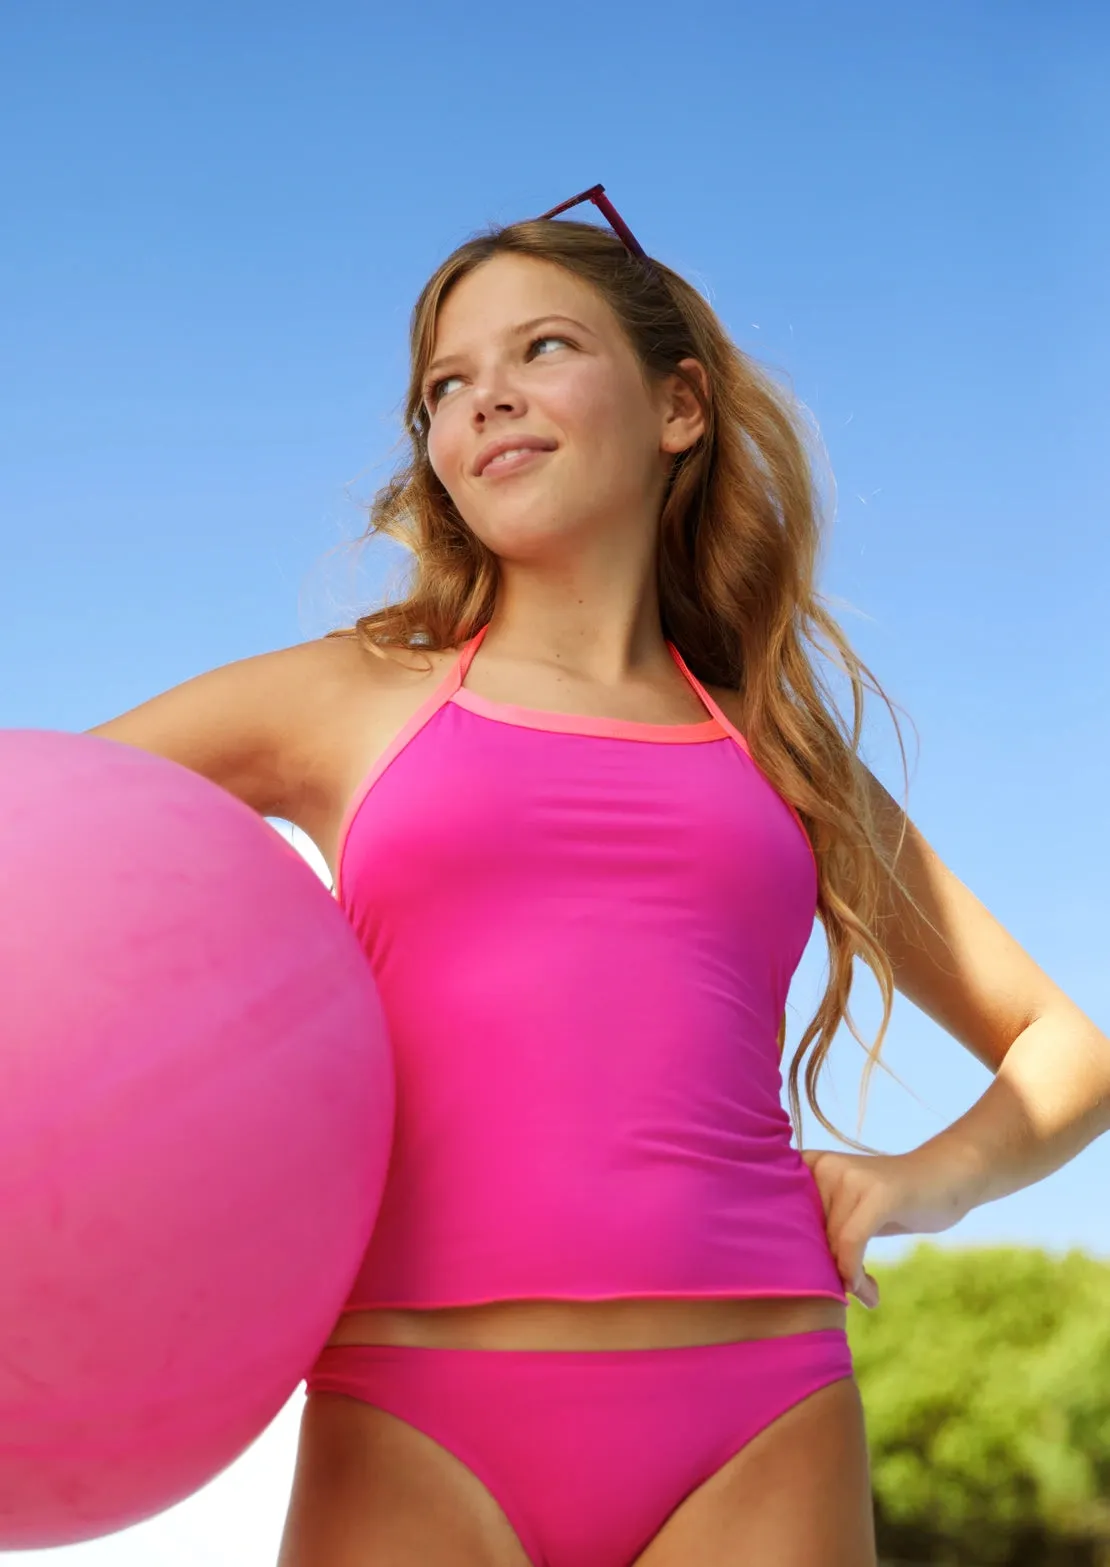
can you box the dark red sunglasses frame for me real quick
[534,183,647,259]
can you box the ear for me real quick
[659,357,709,456]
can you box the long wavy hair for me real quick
[334,216,933,1151]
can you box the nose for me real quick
[470,369,523,423]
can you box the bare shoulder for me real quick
[314,630,458,688]
[293,624,461,706]
[86,632,454,821]
[279,632,462,868]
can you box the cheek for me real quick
[546,365,643,455]
[425,412,465,491]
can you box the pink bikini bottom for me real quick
[304,1326,854,1567]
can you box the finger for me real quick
[838,1233,869,1297]
[854,1271,881,1310]
[802,1159,880,1299]
[803,1167,855,1285]
[802,1150,843,1212]
[800,1146,834,1165]
[821,1174,867,1265]
[833,1200,883,1298]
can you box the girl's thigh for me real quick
[276,1392,533,1567]
[632,1376,877,1567]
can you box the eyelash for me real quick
[426,334,570,406]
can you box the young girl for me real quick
[93,188,1109,1566]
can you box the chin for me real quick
[468,500,585,556]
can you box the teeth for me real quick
[487,448,538,468]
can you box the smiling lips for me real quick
[474,437,557,476]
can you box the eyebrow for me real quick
[424,314,595,382]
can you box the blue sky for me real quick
[2,3,1107,1556]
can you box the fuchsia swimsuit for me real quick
[305,625,853,1565]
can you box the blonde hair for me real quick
[335,216,929,1150]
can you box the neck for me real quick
[487,555,671,686]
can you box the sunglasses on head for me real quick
[533,183,647,260]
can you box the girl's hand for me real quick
[800,1146,975,1310]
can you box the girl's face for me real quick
[422,253,703,563]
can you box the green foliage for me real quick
[849,1245,1110,1564]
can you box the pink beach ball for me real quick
[0,730,394,1548]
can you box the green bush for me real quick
[850,1245,1110,1564]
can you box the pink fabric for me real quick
[337,626,846,1309]
[305,1329,854,1567]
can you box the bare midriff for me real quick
[325,1295,847,1352]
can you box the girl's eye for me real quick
[528,334,569,358]
[427,373,462,405]
[426,335,571,407]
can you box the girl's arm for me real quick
[865,768,1110,1203]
